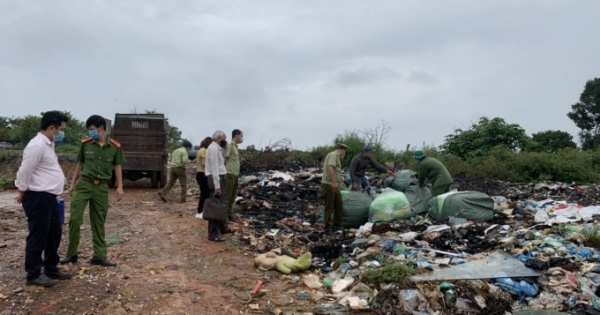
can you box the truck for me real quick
[110,113,170,188]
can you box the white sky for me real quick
[1,0,599,150]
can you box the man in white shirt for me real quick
[15,111,73,287]
[205,130,232,242]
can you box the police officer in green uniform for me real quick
[414,150,454,197]
[60,115,126,266]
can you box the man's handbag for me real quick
[203,197,228,221]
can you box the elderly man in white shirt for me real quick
[204,130,232,242]
[15,111,73,287]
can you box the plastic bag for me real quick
[493,278,538,298]
[369,190,410,222]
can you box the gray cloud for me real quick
[336,66,400,87]
[0,0,599,151]
[408,71,440,86]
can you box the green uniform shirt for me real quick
[226,142,240,176]
[77,138,127,180]
[418,156,453,187]
[321,150,343,185]
[170,147,190,168]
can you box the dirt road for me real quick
[0,182,276,315]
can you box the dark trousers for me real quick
[207,174,229,239]
[356,176,369,191]
[162,167,187,202]
[225,173,239,217]
[320,184,343,229]
[195,172,209,214]
[22,191,61,281]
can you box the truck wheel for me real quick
[151,171,158,188]
[159,168,167,188]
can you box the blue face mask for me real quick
[53,131,65,143]
[89,130,100,140]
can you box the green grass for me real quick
[362,260,416,283]
[575,227,600,248]
[0,175,14,191]
[54,144,80,154]
[0,151,18,163]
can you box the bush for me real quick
[0,175,14,191]
[0,151,19,163]
[55,144,80,154]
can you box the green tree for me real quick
[59,111,87,145]
[531,130,577,152]
[0,116,11,142]
[11,115,41,145]
[168,125,189,151]
[441,117,532,159]
[567,78,600,150]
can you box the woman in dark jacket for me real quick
[195,137,212,218]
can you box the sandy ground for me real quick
[0,178,278,315]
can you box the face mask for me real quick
[89,130,100,140]
[220,140,227,148]
[238,137,244,144]
[416,159,422,165]
[53,131,65,143]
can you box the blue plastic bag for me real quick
[493,278,538,298]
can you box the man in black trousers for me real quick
[15,111,73,286]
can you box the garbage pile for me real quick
[227,169,600,314]
[454,175,600,206]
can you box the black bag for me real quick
[203,197,227,221]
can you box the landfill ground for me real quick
[3,153,600,314]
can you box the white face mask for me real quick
[238,137,244,144]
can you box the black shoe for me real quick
[26,274,58,287]
[45,270,73,280]
[59,255,78,264]
[91,257,117,267]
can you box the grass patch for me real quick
[0,151,19,163]
[575,227,600,248]
[0,175,14,191]
[55,144,80,154]
[362,260,416,283]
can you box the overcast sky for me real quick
[1,1,599,150]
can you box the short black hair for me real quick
[41,111,69,130]
[182,140,192,149]
[232,129,242,138]
[85,115,106,130]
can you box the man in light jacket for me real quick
[204,130,232,242]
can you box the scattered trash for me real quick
[302,274,323,289]
[331,277,354,294]
[105,235,125,244]
[409,251,543,282]
[251,280,263,295]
